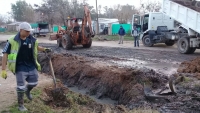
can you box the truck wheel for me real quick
[83,39,92,48]
[189,48,196,54]
[57,38,62,47]
[62,34,73,50]
[165,40,175,46]
[177,37,195,54]
[142,35,153,47]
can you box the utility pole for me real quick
[96,0,99,35]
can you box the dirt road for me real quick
[40,41,200,76]
[1,34,198,75]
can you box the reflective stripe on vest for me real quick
[8,60,16,63]
[10,50,18,53]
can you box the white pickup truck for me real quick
[132,0,200,54]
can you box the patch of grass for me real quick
[93,35,134,41]
[1,87,93,113]
[1,88,53,113]
[175,76,192,84]
[106,35,133,41]
[66,91,92,106]
[65,105,81,113]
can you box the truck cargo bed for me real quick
[171,0,200,12]
[162,0,200,34]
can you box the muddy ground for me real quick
[1,40,200,112]
[37,43,200,113]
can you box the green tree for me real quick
[34,0,97,26]
[11,0,35,22]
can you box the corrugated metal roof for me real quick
[94,18,119,24]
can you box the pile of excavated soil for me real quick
[43,82,70,108]
[177,57,200,73]
[38,53,168,108]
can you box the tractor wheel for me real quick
[165,40,175,46]
[83,39,92,48]
[62,34,73,50]
[57,38,62,47]
[142,35,153,47]
[177,37,196,54]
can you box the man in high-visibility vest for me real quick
[1,22,52,111]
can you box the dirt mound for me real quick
[177,57,200,73]
[38,53,168,108]
[43,82,69,108]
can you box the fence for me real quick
[53,26,66,32]
[30,23,38,28]
[112,24,131,35]
[0,28,6,32]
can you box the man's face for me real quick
[20,29,30,37]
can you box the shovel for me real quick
[44,50,67,101]
[45,51,57,88]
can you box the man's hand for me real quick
[44,48,52,53]
[1,70,7,79]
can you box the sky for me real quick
[0,0,161,15]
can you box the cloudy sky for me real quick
[0,0,160,15]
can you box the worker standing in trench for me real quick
[1,22,52,111]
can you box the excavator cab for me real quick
[66,18,83,43]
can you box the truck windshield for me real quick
[134,16,140,25]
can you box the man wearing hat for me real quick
[1,22,52,111]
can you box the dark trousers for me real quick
[134,36,139,47]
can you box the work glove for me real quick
[1,70,7,79]
[44,48,52,53]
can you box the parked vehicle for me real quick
[132,0,200,54]
[31,22,49,37]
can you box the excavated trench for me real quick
[38,53,168,106]
[37,51,200,112]
[37,52,168,112]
